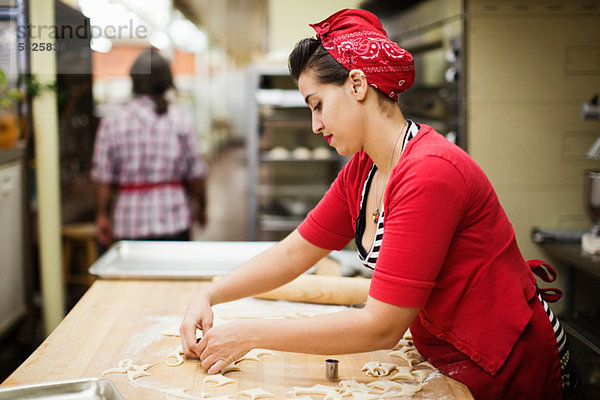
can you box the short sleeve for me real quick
[369,155,468,308]
[297,165,355,251]
[91,117,116,184]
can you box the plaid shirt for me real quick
[91,96,207,239]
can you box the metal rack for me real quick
[245,64,345,240]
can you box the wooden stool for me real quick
[62,222,98,287]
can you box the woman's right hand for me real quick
[180,290,214,358]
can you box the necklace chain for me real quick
[372,121,408,224]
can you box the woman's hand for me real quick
[179,290,214,359]
[196,320,255,374]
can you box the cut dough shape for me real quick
[350,393,400,400]
[337,380,370,395]
[203,374,235,387]
[389,347,423,366]
[238,387,275,399]
[103,344,188,383]
[102,359,134,375]
[361,361,398,377]
[349,394,382,400]
[388,366,415,381]
[235,348,276,363]
[284,397,313,400]
[366,379,404,393]
[159,388,203,399]
[165,345,185,366]
[126,369,150,381]
[397,383,423,396]
[220,363,241,374]
[291,384,340,398]
[102,359,156,382]
[416,360,435,370]
[411,368,432,382]
[388,349,404,359]
[392,338,414,349]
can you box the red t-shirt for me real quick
[298,125,561,399]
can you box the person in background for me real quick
[179,9,583,400]
[91,49,207,245]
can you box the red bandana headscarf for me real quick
[310,8,415,102]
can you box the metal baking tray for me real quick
[0,378,124,399]
[89,240,278,279]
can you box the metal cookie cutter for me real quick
[325,358,339,380]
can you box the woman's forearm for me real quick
[204,229,330,306]
[95,183,112,217]
[232,297,418,355]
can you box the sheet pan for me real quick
[89,240,278,279]
[0,378,124,400]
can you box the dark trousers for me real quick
[137,229,191,241]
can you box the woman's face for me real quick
[297,69,364,156]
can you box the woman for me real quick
[92,49,207,245]
[180,9,582,400]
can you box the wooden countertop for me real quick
[1,280,473,399]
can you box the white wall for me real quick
[466,0,600,312]
[267,0,363,56]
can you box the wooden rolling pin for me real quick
[254,275,371,306]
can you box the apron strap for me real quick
[527,259,563,303]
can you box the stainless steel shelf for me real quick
[255,89,304,108]
[258,184,330,197]
[260,154,340,163]
[246,64,344,240]
[261,119,311,128]
[259,215,304,232]
[0,141,25,165]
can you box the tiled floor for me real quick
[192,145,248,242]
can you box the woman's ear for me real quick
[348,69,368,100]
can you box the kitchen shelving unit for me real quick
[246,64,346,241]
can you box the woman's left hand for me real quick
[196,320,256,374]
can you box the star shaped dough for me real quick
[102,359,155,382]
[238,387,275,399]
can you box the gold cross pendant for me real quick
[372,209,379,224]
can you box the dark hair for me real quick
[288,38,348,85]
[130,49,174,115]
